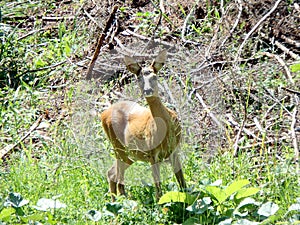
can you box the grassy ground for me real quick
[1,0,299,224]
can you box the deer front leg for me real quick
[150,162,162,201]
[170,152,186,190]
[107,159,130,201]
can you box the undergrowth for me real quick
[1,0,299,224]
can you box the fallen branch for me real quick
[122,29,175,49]
[0,115,44,159]
[220,0,243,47]
[42,16,75,21]
[18,26,52,41]
[234,0,282,62]
[282,87,300,95]
[86,5,118,80]
[274,40,300,61]
[195,92,223,129]
[181,0,201,46]
[280,34,300,48]
[260,51,294,84]
[291,108,299,172]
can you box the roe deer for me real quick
[101,50,186,201]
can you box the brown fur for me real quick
[101,51,186,201]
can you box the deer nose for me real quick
[144,88,153,96]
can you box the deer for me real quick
[101,50,186,201]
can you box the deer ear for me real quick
[152,50,167,73]
[124,56,141,75]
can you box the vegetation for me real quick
[1,0,299,224]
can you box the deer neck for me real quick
[145,96,170,121]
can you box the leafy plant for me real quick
[0,192,67,224]
[157,179,299,224]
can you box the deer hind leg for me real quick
[170,151,186,190]
[150,160,162,201]
[107,161,118,201]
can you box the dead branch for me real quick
[220,0,243,48]
[0,115,44,159]
[234,0,282,62]
[18,26,52,41]
[195,92,223,129]
[291,108,299,172]
[224,115,258,139]
[260,52,294,84]
[42,16,75,21]
[86,5,118,80]
[122,29,175,49]
[181,0,201,46]
[280,34,300,48]
[274,40,300,61]
[83,9,102,29]
[282,87,300,95]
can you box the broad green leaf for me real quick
[34,58,47,68]
[183,217,200,225]
[158,191,196,205]
[33,198,66,211]
[235,187,260,199]
[224,180,250,198]
[288,203,300,213]
[186,197,212,214]
[20,213,45,223]
[206,180,251,204]
[218,218,232,225]
[105,202,123,215]
[205,186,227,203]
[234,219,259,225]
[236,197,260,209]
[0,207,15,219]
[234,197,261,217]
[4,192,29,208]
[257,202,279,217]
[210,179,223,186]
[290,63,300,72]
[86,209,102,221]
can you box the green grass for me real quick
[1,132,299,224]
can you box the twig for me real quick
[18,60,67,78]
[159,0,165,14]
[141,0,163,53]
[225,113,260,155]
[181,0,201,46]
[42,16,75,21]
[83,9,102,29]
[291,108,299,172]
[280,34,300,48]
[263,87,293,117]
[234,0,282,62]
[220,0,242,47]
[260,52,294,84]
[18,26,52,41]
[274,40,300,61]
[86,5,118,80]
[282,87,300,95]
[195,92,223,129]
[121,29,174,48]
[0,115,44,159]
[190,56,262,73]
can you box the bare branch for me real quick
[86,5,118,80]
[234,0,282,62]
